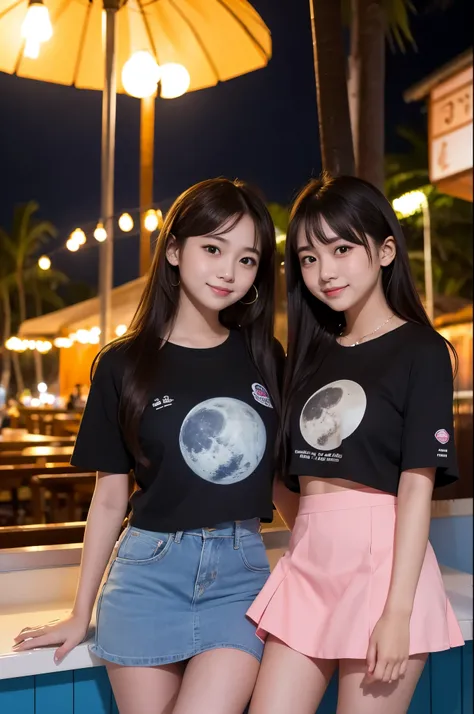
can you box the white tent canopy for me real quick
[19,277,146,338]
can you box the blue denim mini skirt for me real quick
[91,519,270,666]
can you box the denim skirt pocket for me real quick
[239,533,270,573]
[115,527,173,565]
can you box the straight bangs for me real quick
[289,189,373,259]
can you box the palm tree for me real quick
[0,202,57,390]
[345,0,454,189]
[309,0,355,176]
[386,127,473,305]
[1,202,57,325]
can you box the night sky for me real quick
[0,0,471,290]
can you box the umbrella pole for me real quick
[99,1,119,347]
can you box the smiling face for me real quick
[296,218,396,313]
[166,213,260,313]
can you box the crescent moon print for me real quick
[300,380,367,451]
[179,397,267,484]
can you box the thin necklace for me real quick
[340,314,396,347]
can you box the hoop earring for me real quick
[240,284,258,305]
[171,278,180,287]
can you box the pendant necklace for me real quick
[340,314,396,347]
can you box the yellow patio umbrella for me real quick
[0,0,272,345]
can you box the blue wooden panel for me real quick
[429,516,473,574]
[0,676,34,714]
[462,641,473,714]
[35,671,73,714]
[111,692,120,714]
[408,655,431,714]
[431,647,463,714]
[316,670,338,713]
[74,667,112,714]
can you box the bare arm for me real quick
[72,471,130,621]
[273,476,300,531]
[383,467,435,616]
[367,467,435,683]
[14,471,129,660]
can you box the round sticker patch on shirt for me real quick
[435,429,450,444]
[252,383,273,409]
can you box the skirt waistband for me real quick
[298,488,396,515]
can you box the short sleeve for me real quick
[71,348,133,474]
[401,334,458,488]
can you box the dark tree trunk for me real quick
[356,0,386,190]
[309,0,355,176]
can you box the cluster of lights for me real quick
[68,327,101,345]
[121,52,190,100]
[6,337,53,353]
[20,4,191,98]
[65,209,163,253]
[66,228,86,252]
[21,382,57,407]
[5,325,128,352]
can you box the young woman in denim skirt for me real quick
[14,178,284,714]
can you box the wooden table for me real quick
[21,446,74,464]
[0,434,76,450]
[0,446,74,467]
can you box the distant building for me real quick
[405,48,472,203]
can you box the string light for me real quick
[118,213,134,232]
[94,222,107,242]
[66,237,80,252]
[144,209,159,232]
[115,324,127,337]
[122,51,161,99]
[71,228,86,246]
[38,255,51,270]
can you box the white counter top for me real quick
[0,536,471,681]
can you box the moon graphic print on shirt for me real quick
[179,397,267,484]
[300,380,367,451]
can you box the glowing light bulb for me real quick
[115,324,127,337]
[38,382,47,393]
[21,1,53,44]
[118,213,134,232]
[122,51,161,99]
[71,228,86,245]
[144,209,159,232]
[66,238,80,252]
[38,255,51,270]
[94,222,107,242]
[24,37,40,59]
[159,63,190,99]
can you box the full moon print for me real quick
[300,380,367,451]
[179,398,267,484]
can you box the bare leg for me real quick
[337,654,427,714]
[107,662,185,714]
[172,648,260,714]
[249,636,337,714]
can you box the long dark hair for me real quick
[281,173,456,470]
[95,178,279,464]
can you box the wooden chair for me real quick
[0,521,86,548]
[30,472,96,523]
[0,463,82,524]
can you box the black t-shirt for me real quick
[286,322,458,494]
[71,330,284,531]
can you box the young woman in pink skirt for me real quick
[247,175,464,714]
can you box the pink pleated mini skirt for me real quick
[247,488,464,660]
